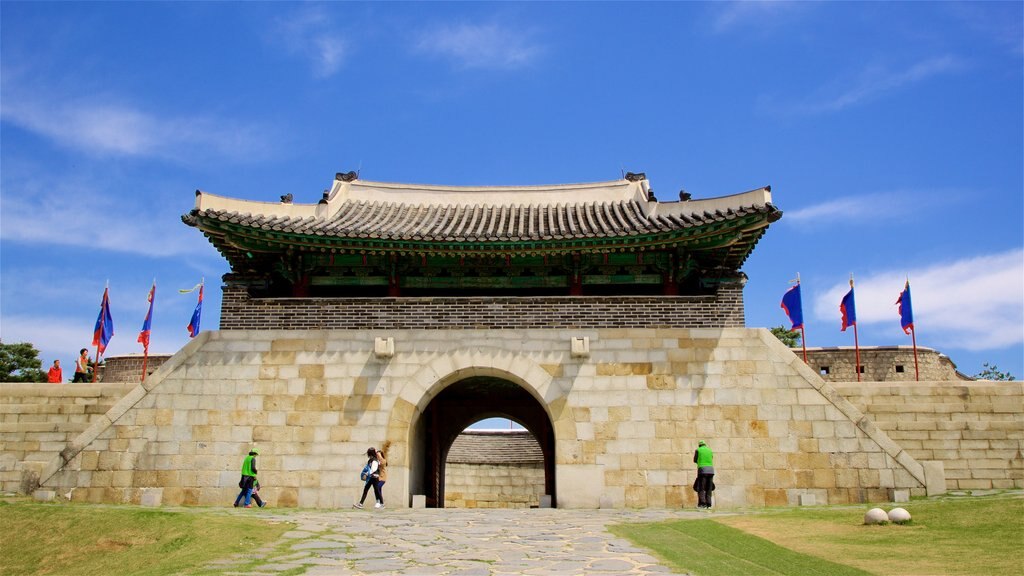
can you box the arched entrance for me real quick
[411,376,555,508]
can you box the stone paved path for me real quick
[212,507,710,575]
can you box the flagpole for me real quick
[911,326,919,381]
[141,280,154,383]
[93,284,107,384]
[797,272,807,363]
[850,274,860,382]
[853,322,861,382]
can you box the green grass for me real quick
[0,499,291,576]
[613,493,1024,576]
[611,519,870,576]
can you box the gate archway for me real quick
[412,376,555,508]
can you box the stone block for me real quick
[891,489,910,503]
[798,493,815,506]
[33,490,56,502]
[141,488,163,507]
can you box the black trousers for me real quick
[696,472,715,507]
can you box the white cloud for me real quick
[0,96,273,163]
[0,175,212,258]
[710,0,803,34]
[416,22,542,69]
[761,56,966,115]
[275,7,347,78]
[812,249,1024,351]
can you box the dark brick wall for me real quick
[219,277,746,330]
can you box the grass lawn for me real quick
[0,498,292,576]
[612,493,1024,576]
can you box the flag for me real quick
[896,280,914,334]
[138,282,155,350]
[92,286,114,355]
[187,284,203,338]
[840,284,857,332]
[780,284,804,330]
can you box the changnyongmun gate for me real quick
[11,172,1022,508]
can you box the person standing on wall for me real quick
[233,446,266,508]
[47,360,63,383]
[693,440,715,509]
[72,349,90,383]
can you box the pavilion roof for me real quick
[183,174,781,270]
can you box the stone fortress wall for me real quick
[1,326,959,509]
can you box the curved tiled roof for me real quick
[186,177,777,240]
[447,430,544,465]
[190,197,776,243]
[183,175,781,271]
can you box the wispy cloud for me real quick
[762,56,966,115]
[0,94,274,163]
[783,189,956,227]
[710,1,805,34]
[812,249,1024,351]
[274,6,347,78]
[415,22,543,69]
[0,172,213,258]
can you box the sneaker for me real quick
[244,504,252,508]
[353,503,363,509]
[258,502,267,508]
[374,502,382,509]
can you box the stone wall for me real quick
[102,355,172,384]
[806,347,967,382]
[219,281,746,331]
[444,430,546,508]
[28,328,939,509]
[837,381,1023,491]
[0,383,133,493]
[444,463,545,508]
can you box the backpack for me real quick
[360,463,371,481]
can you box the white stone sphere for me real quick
[864,508,889,524]
[888,507,912,523]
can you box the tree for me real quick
[973,363,1016,381]
[0,341,47,382]
[770,325,801,348]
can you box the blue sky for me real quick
[2,1,1022,391]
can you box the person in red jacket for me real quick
[47,360,63,383]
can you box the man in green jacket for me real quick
[233,447,265,508]
[693,440,715,509]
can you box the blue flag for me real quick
[840,285,857,332]
[896,280,914,334]
[187,284,203,338]
[780,284,804,330]
[92,286,114,355]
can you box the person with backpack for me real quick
[233,446,266,508]
[353,446,387,509]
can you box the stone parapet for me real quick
[805,347,967,382]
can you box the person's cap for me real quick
[698,440,706,446]
[250,446,260,455]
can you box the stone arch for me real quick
[387,348,569,508]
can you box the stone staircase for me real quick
[0,383,133,494]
